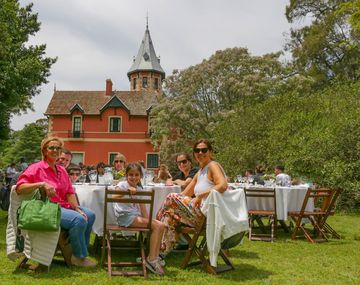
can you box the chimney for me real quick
[105,79,113,96]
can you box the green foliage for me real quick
[214,81,360,211]
[0,0,56,139]
[285,0,360,86]
[0,118,47,167]
[150,48,293,162]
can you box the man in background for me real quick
[57,148,72,169]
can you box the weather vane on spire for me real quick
[146,12,149,29]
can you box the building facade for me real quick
[45,24,164,167]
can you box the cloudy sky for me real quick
[12,0,294,130]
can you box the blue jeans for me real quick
[60,207,95,258]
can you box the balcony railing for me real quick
[68,130,84,138]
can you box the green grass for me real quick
[0,210,359,285]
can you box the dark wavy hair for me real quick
[125,162,143,178]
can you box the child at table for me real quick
[114,162,165,275]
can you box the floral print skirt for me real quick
[156,193,203,254]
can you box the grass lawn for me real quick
[0,210,359,285]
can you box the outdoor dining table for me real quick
[74,183,181,236]
[231,184,314,220]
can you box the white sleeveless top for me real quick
[194,162,215,197]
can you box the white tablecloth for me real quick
[74,183,181,236]
[243,185,313,220]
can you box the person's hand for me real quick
[128,186,137,195]
[193,196,202,209]
[41,182,56,197]
[75,206,88,221]
[165,179,173,186]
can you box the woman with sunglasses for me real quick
[157,139,227,254]
[15,136,97,268]
[112,153,127,181]
[167,153,199,189]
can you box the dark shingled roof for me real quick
[45,90,158,116]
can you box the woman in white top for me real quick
[157,139,228,254]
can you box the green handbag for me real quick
[17,192,61,232]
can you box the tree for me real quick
[213,81,360,211]
[0,118,48,167]
[150,48,292,162]
[285,0,360,86]
[0,0,56,139]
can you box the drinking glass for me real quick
[103,167,113,185]
[236,175,243,183]
[248,176,254,184]
[88,170,97,184]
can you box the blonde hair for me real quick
[113,153,127,164]
[41,136,64,160]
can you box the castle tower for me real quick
[127,21,165,93]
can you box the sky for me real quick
[11,0,293,130]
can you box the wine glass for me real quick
[248,176,254,184]
[88,170,97,184]
[236,175,243,183]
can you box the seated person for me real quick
[95,162,105,183]
[167,153,199,190]
[253,164,265,185]
[274,165,291,186]
[153,164,172,184]
[16,136,96,267]
[114,163,165,275]
[113,153,127,180]
[157,139,228,255]
[244,169,254,184]
[67,163,81,183]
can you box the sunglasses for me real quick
[114,160,125,163]
[69,172,80,176]
[47,146,62,151]
[193,147,209,154]
[176,159,188,166]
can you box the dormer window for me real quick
[143,52,149,61]
[142,77,148,88]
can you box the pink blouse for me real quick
[16,160,75,209]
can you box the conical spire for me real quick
[127,22,165,80]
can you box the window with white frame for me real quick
[146,153,159,168]
[109,117,121,132]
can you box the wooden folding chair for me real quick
[179,214,234,274]
[244,187,277,242]
[289,188,333,243]
[101,186,155,278]
[317,188,342,239]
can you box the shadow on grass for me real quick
[163,263,272,282]
[229,249,260,259]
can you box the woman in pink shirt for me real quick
[16,137,96,267]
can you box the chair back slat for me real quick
[244,187,277,213]
[103,187,155,236]
[299,188,333,214]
